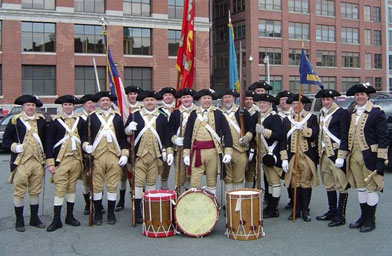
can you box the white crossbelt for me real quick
[287,113,312,138]
[320,107,341,146]
[53,117,81,151]
[197,113,221,143]
[134,114,162,150]
[258,113,277,153]
[278,112,286,119]
[176,112,190,136]
[224,111,240,136]
[92,113,121,155]
[19,118,44,155]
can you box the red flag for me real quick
[175,0,195,90]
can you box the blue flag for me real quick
[299,48,323,89]
[228,21,239,92]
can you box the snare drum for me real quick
[226,188,264,240]
[143,190,176,238]
[175,188,219,237]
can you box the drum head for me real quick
[144,190,176,201]
[175,191,218,237]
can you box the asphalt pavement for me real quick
[0,152,391,256]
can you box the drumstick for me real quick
[364,170,377,183]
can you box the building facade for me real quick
[212,0,387,94]
[0,0,211,105]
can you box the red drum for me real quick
[143,190,176,238]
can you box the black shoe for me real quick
[115,190,125,212]
[94,200,103,226]
[107,200,117,225]
[349,203,367,229]
[135,199,143,224]
[302,211,311,222]
[316,211,335,221]
[288,212,301,220]
[328,218,345,227]
[285,200,293,210]
[47,206,63,232]
[65,202,80,226]
[29,205,45,228]
[83,193,90,215]
[264,197,280,218]
[360,205,376,233]
[329,193,348,227]
[14,206,25,232]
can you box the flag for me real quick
[299,48,323,89]
[104,32,130,122]
[228,14,239,92]
[175,0,195,90]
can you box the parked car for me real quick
[0,114,14,150]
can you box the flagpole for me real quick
[93,58,101,92]
[292,83,302,223]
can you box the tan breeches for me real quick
[320,152,348,192]
[190,148,218,188]
[224,150,247,184]
[135,153,162,187]
[93,152,121,194]
[13,158,44,199]
[53,156,82,197]
[264,165,282,186]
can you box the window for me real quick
[168,30,181,57]
[341,3,358,19]
[289,76,311,93]
[22,0,54,9]
[288,0,309,13]
[0,21,2,51]
[233,23,245,39]
[389,8,392,24]
[316,25,335,42]
[288,22,309,40]
[320,76,336,89]
[75,0,104,13]
[259,75,282,94]
[74,25,104,54]
[373,30,381,46]
[22,65,56,95]
[0,65,2,95]
[215,52,228,69]
[342,52,360,68]
[316,50,336,67]
[259,20,281,38]
[123,0,150,17]
[215,2,228,19]
[364,29,371,45]
[364,6,371,21]
[123,27,151,55]
[22,22,55,52]
[124,67,152,90]
[341,27,359,44]
[316,0,335,17]
[389,31,392,46]
[259,47,282,65]
[289,49,309,65]
[75,66,106,95]
[373,7,381,22]
[168,0,184,19]
[365,54,372,69]
[374,54,382,69]
[258,0,281,11]
[375,77,382,90]
[233,0,245,13]
[341,77,360,92]
[390,55,392,71]
[215,26,228,43]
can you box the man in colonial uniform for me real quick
[315,89,350,227]
[248,80,273,95]
[158,87,176,190]
[169,88,198,192]
[346,83,388,232]
[281,94,319,222]
[46,95,84,231]
[3,95,47,232]
[183,89,233,196]
[255,94,283,218]
[126,85,143,112]
[125,90,173,224]
[219,89,254,193]
[82,91,129,225]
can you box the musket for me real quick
[253,111,261,189]
[129,112,136,227]
[176,111,183,196]
[88,115,94,226]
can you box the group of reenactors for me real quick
[4,81,387,234]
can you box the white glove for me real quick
[282,160,289,173]
[222,154,232,164]
[15,144,23,153]
[295,123,303,130]
[84,144,93,154]
[184,155,190,166]
[167,153,174,166]
[255,124,265,134]
[335,158,344,168]
[118,155,128,167]
[125,121,138,133]
[174,137,184,146]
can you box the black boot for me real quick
[14,206,25,232]
[349,203,367,229]
[83,193,90,215]
[115,190,125,212]
[301,188,312,222]
[65,202,80,226]
[288,188,301,220]
[107,200,117,225]
[93,200,103,226]
[329,193,348,227]
[264,178,271,207]
[360,204,376,233]
[264,197,280,218]
[285,187,293,210]
[135,199,143,224]
[47,206,63,232]
[29,204,45,228]
[316,191,337,221]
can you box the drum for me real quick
[175,188,219,237]
[142,190,176,238]
[225,188,264,240]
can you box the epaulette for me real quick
[271,110,277,115]
[373,104,384,112]
[113,110,121,115]
[11,113,21,125]
[159,108,169,118]
[52,114,61,120]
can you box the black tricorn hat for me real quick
[175,88,196,98]
[78,94,95,104]
[158,87,177,96]
[55,95,78,105]
[346,83,376,96]
[275,90,293,105]
[93,91,117,102]
[125,86,142,94]
[14,95,43,107]
[248,80,273,91]
[218,88,240,98]
[245,90,256,99]
[137,90,162,101]
[194,89,218,100]
[254,93,276,103]
[262,153,277,167]
[286,94,311,104]
[315,89,341,98]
